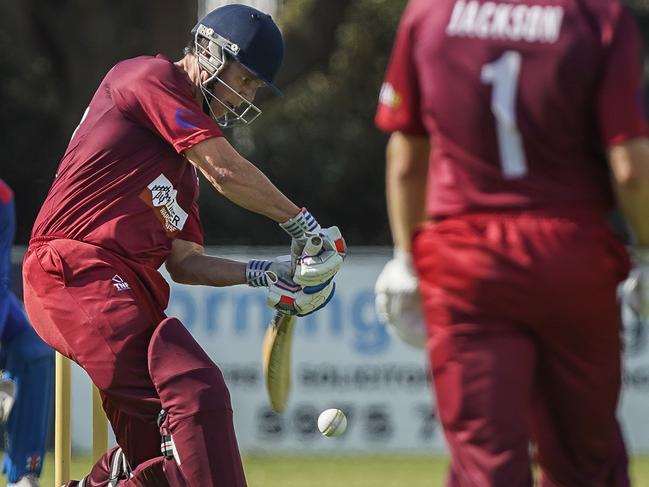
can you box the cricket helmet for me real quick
[192,4,284,126]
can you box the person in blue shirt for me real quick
[0,178,54,487]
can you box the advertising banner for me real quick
[50,248,649,454]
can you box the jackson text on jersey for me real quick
[446,1,564,43]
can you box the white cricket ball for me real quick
[317,408,347,437]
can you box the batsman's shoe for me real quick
[0,375,16,422]
[8,474,40,487]
[74,447,132,487]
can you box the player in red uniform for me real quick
[22,4,345,487]
[375,1,649,485]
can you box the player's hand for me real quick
[374,250,426,349]
[620,247,649,321]
[279,208,347,285]
[245,256,292,287]
[266,273,336,317]
[0,376,16,423]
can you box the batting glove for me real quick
[266,273,336,317]
[620,247,649,321]
[294,227,347,286]
[245,256,292,288]
[374,249,426,349]
[280,208,322,270]
[280,208,348,286]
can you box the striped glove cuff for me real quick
[246,259,273,287]
[280,208,321,239]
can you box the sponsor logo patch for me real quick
[112,275,131,291]
[140,174,189,236]
[175,108,200,129]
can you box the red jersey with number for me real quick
[32,55,223,269]
[375,0,649,217]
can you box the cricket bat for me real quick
[262,235,323,413]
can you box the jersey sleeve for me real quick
[597,9,649,146]
[110,56,224,154]
[0,179,13,205]
[176,201,204,246]
[374,1,427,136]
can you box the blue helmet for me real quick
[192,4,284,126]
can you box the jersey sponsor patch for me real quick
[140,174,189,236]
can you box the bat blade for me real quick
[262,312,297,413]
[262,234,324,413]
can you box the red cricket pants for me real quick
[22,238,246,486]
[412,211,631,487]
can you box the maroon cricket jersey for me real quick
[375,0,649,217]
[32,55,223,269]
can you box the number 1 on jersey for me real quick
[481,51,527,179]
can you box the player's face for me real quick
[209,62,264,117]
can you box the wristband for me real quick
[280,208,321,239]
[245,259,272,287]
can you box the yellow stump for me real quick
[55,353,71,487]
[92,385,108,462]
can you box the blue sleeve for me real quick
[0,196,16,304]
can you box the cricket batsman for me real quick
[22,4,345,486]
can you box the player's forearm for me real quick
[385,132,429,251]
[198,159,300,223]
[609,138,649,246]
[387,170,426,252]
[169,253,247,287]
[166,239,248,286]
[185,137,300,223]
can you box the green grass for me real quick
[245,455,448,487]
[2,454,649,486]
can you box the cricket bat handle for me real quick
[302,235,323,258]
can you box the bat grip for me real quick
[302,235,323,257]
